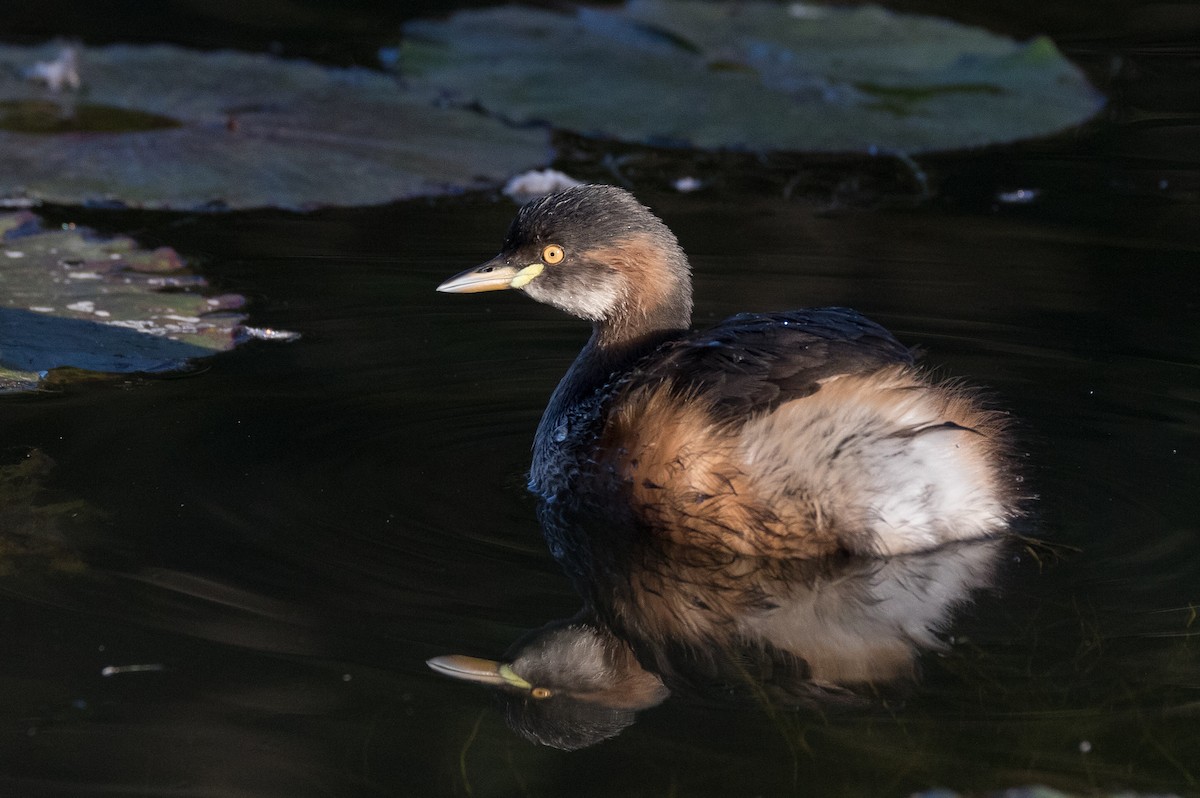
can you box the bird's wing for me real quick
[622,307,914,422]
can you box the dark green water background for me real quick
[1,2,1198,796]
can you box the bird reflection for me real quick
[430,491,1006,750]
[431,186,1020,749]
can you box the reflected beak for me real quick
[437,256,543,293]
[427,654,532,690]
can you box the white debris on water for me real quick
[503,169,584,202]
[101,663,165,677]
[239,326,302,343]
[997,188,1041,204]
[23,46,81,92]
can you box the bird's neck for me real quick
[530,323,685,499]
[595,290,692,350]
[544,323,683,427]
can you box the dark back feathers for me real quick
[623,307,914,421]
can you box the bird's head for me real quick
[438,185,693,343]
[428,617,669,750]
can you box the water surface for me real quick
[1,3,1199,797]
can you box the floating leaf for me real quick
[0,44,550,210]
[400,1,1104,154]
[0,211,246,390]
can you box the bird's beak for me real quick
[427,654,532,690]
[437,255,543,293]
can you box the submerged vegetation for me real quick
[0,449,86,576]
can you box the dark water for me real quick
[2,3,1200,797]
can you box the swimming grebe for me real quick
[437,184,1019,558]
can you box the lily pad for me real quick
[0,44,550,210]
[0,211,245,390]
[400,1,1104,154]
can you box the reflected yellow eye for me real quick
[531,687,553,699]
[541,244,565,265]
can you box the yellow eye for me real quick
[541,245,564,265]
[531,687,553,699]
